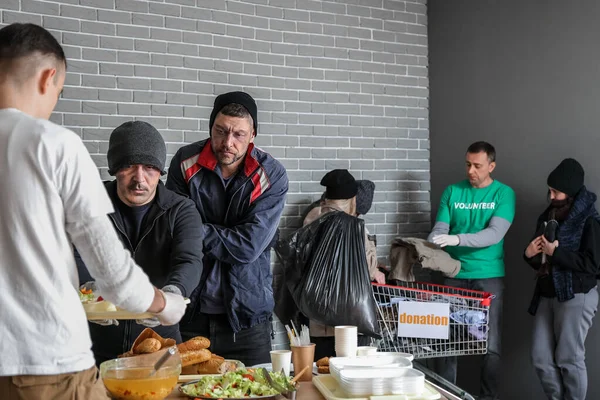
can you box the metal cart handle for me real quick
[412,362,476,400]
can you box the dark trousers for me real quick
[434,277,504,400]
[311,335,373,361]
[180,313,272,367]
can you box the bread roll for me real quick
[180,348,212,367]
[318,366,330,374]
[177,336,210,353]
[131,328,175,354]
[316,357,329,367]
[134,338,161,354]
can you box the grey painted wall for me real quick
[428,0,600,398]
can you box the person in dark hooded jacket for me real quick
[524,158,600,400]
[77,121,204,365]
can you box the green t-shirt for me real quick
[435,179,516,279]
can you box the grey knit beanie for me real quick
[356,180,376,215]
[107,121,166,176]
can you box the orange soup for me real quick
[103,367,178,400]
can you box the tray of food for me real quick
[79,286,189,320]
[179,368,298,399]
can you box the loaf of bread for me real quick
[177,336,210,352]
[181,357,239,374]
[180,348,212,367]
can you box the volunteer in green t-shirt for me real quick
[428,141,516,400]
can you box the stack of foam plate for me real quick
[339,367,426,396]
[329,355,412,382]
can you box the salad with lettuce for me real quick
[181,368,295,398]
[79,287,96,303]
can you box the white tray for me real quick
[313,375,441,400]
[85,298,190,320]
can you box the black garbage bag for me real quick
[275,211,380,338]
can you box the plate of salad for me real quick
[79,286,190,320]
[179,368,297,399]
[79,286,118,313]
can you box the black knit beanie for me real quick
[356,180,376,215]
[321,169,358,200]
[107,121,166,176]
[547,158,584,197]
[209,91,258,135]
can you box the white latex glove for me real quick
[80,281,119,326]
[136,285,182,327]
[154,290,187,326]
[432,234,460,247]
[91,318,120,327]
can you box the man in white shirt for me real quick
[0,23,187,399]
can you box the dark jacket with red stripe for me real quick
[166,139,288,333]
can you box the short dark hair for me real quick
[467,141,496,162]
[0,23,66,83]
[218,103,252,121]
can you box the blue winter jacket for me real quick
[166,139,288,333]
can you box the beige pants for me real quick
[0,366,109,400]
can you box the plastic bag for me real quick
[275,211,381,338]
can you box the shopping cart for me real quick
[372,282,493,359]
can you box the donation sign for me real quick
[397,301,450,339]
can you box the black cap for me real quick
[547,158,584,197]
[209,91,258,135]
[320,169,358,200]
[107,121,166,176]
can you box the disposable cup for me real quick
[270,350,292,377]
[291,344,315,382]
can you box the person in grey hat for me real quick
[525,158,600,400]
[166,92,288,366]
[77,120,204,364]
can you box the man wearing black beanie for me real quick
[77,120,204,364]
[167,92,289,366]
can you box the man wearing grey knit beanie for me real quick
[76,120,204,364]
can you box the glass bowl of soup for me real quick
[99,347,182,400]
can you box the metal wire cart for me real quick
[373,282,494,359]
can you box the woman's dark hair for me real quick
[466,141,496,163]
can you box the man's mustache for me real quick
[127,183,147,192]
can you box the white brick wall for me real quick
[1,0,430,349]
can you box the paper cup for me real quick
[335,326,358,357]
[291,344,315,382]
[270,350,292,377]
